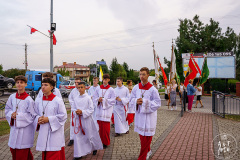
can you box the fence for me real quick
[212,91,240,118]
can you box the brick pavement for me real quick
[1,94,239,160]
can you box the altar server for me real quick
[129,67,161,160]
[72,82,103,160]
[35,78,67,160]
[92,74,115,149]
[5,75,35,160]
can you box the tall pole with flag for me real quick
[170,39,176,82]
[99,66,103,82]
[50,0,53,72]
[152,42,160,82]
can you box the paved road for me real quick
[1,95,239,160]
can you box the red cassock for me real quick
[111,113,114,124]
[42,147,65,160]
[10,148,33,160]
[97,120,110,146]
[138,135,152,160]
[126,113,135,125]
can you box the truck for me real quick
[25,71,63,92]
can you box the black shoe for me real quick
[125,131,129,134]
[115,133,120,137]
[68,140,74,146]
[73,157,82,160]
[93,150,97,155]
[103,144,107,149]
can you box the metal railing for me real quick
[212,91,240,118]
[0,100,6,119]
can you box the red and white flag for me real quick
[48,30,57,45]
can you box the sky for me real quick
[0,0,240,71]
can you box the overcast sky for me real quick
[0,0,240,71]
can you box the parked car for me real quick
[0,74,15,89]
[25,71,63,92]
[59,80,90,96]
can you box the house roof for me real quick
[55,63,89,69]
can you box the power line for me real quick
[29,39,171,55]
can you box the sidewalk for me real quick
[0,96,239,160]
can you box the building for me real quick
[54,62,90,82]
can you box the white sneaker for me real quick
[146,150,152,160]
[175,106,177,110]
[171,108,173,110]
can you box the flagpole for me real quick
[50,0,54,72]
[170,39,173,81]
[27,25,50,38]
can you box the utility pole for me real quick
[50,0,53,72]
[25,43,28,70]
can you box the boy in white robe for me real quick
[67,77,81,146]
[87,77,100,130]
[35,78,67,160]
[114,77,129,137]
[92,74,115,149]
[129,67,161,160]
[72,82,103,160]
[5,75,35,160]
[36,72,62,99]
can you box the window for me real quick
[35,75,42,81]
[29,74,33,81]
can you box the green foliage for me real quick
[57,67,70,76]
[109,57,120,84]
[2,68,26,78]
[118,64,127,81]
[149,69,155,76]
[0,64,3,75]
[175,14,238,82]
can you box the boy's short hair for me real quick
[42,78,56,87]
[127,80,132,85]
[75,77,81,81]
[140,67,149,74]
[15,75,27,83]
[42,72,53,78]
[93,77,99,81]
[189,79,193,83]
[103,74,110,79]
[152,80,156,83]
[78,82,85,86]
[116,77,123,81]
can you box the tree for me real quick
[118,64,127,81]
[109,57,120,84]
[122,62,129,77]
[149,69,155,76]
[57,67,70,76]
[175,15,237,81]
[235,33,240,80]
[0,64,3,75]
[3,68,26,78]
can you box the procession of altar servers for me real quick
[5,79,161,160]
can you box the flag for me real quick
[48,30,57,45]
[176,72,180,87]
[99,66,103,82]
[157,57,168,85]
[170,45,176,81]
[192,57,201,76]
[30,27,38,34]
[199,57,209,86]
[153,49,160,81]
[184,54,198,87]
